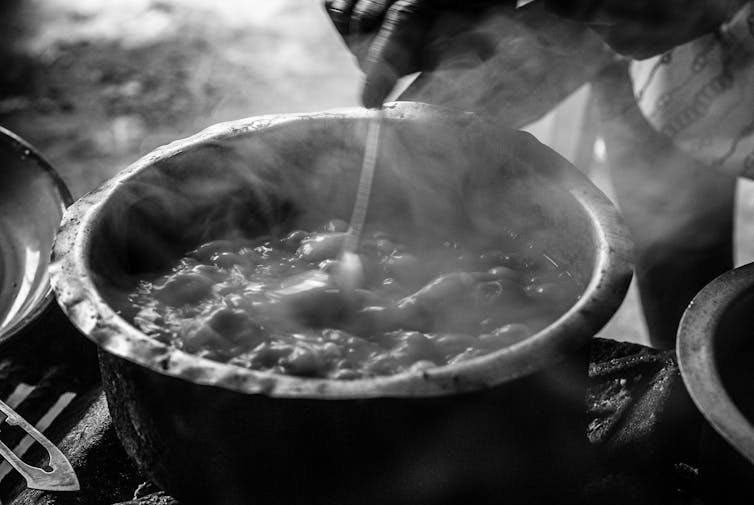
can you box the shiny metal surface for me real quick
[0,126,72,345]
[0,398,79,492]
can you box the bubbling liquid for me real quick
[128,219,580,379]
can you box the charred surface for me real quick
[4,337,707,504]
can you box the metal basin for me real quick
[0,126,71,345]
[51,102,632,505]
[678,261,754,503]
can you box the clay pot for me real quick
[678,261,754,504]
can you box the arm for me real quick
[324,0,748,111]
[547,0,748,59]
[324,0,615,126]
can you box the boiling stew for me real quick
[128,219,579,379]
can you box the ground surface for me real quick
[2,0,754,345]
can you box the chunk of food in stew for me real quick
[128,220,580,379]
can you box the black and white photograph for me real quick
[0,1,753,503]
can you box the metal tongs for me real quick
[333,107,384,294]
[0,399,79,492]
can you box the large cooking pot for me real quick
[51,102,632,505]
[678,261,754,504]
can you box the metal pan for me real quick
[0,126,79,491]
[0,126,72,346]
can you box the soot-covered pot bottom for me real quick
[128,218,580,379]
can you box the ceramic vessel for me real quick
[678,261,754,504]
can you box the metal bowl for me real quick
[678,261,754,503]
[0,126,72,345]
[51,102,633,505]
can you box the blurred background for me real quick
[2,0,754,346]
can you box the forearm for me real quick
[325,0,612,109]
[400,6,616,127]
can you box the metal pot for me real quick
[678,261,754,504]
[0,126,72,345]
[51,102,632,505]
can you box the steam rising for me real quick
[592,61,736,346]
[89,100,597,381]
[86,1,651,371]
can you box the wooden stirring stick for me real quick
[334,108,384,294]
[272,108,384,313]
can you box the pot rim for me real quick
[677,261,754,464]
[0,126,73,345]
[51,101,633,399]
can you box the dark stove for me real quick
[0,306,703,505]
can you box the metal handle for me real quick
[0,399,79,492]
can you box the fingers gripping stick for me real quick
[362,0,431,107]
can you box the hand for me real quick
[545,0,747,59]
[324,0,514,107]
[323,0,614,126]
